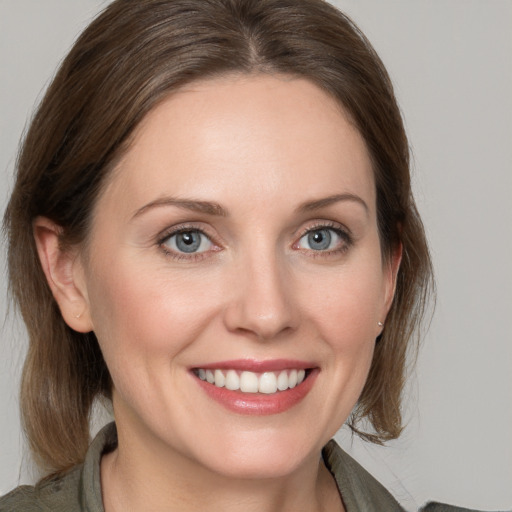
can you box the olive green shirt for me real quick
[0,423,502,512]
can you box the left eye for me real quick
[163,230,213,254]
[296,228,344,251]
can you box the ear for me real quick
[33,217,93,333]
[382,241,403,318]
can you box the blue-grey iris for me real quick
[308,229,331,250]
[176,231,201,253]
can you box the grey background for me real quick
[0,1,511,510]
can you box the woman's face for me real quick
[77,74,397,479]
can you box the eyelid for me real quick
[295,220,352,240]
[158,223,208,243]
[292,220,353,253]
[157,223,221,259]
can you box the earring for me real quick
[378,321,383,327]
[74,312,82,319]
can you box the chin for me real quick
[187,427,324,480]
[205,452,309,480]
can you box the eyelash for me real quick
[294,221,353,257]
[157,224,218,262]
[157,221,353,261]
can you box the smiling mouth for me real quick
[192,368,311,395]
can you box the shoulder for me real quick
[419,502,511,512]
[322,440,510,512]
[0,465,82,512]
[0,485,43,512]
[322,439,405,511]
[0,423,115,512]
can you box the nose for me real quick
[223,250,299,341]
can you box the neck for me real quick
[101,424,344,512]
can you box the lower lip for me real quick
[194,369,319,415]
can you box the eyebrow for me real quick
[132,197,228,219]
[131,192,368,220]
[296,193,369,214]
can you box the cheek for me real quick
[86,259,218,375]
[313,285,377,378]
[85,263,223,428]
[300,255,385,391]
[303,263,385,342]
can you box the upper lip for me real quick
[191,359,315,372]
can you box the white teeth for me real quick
[259,372,277,394]
[225,369,240,391]
[240,371,259,393]
[277,370,289,391]
[196,368,309,394]
[214,369,225,388]
[288,369,298,388]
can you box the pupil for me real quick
[176,231,201,253]
[308,229,331,250]
[182,233,194,245]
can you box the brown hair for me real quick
[4,0,433,477]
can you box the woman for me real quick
[0,1,497,511]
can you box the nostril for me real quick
[222,263,299,340]
[223,307,297,341]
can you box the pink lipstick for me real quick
[191,359,318,415]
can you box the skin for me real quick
[35,74,400,512]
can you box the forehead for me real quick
[99,73,375,216]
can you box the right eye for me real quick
[162,229,214,255]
